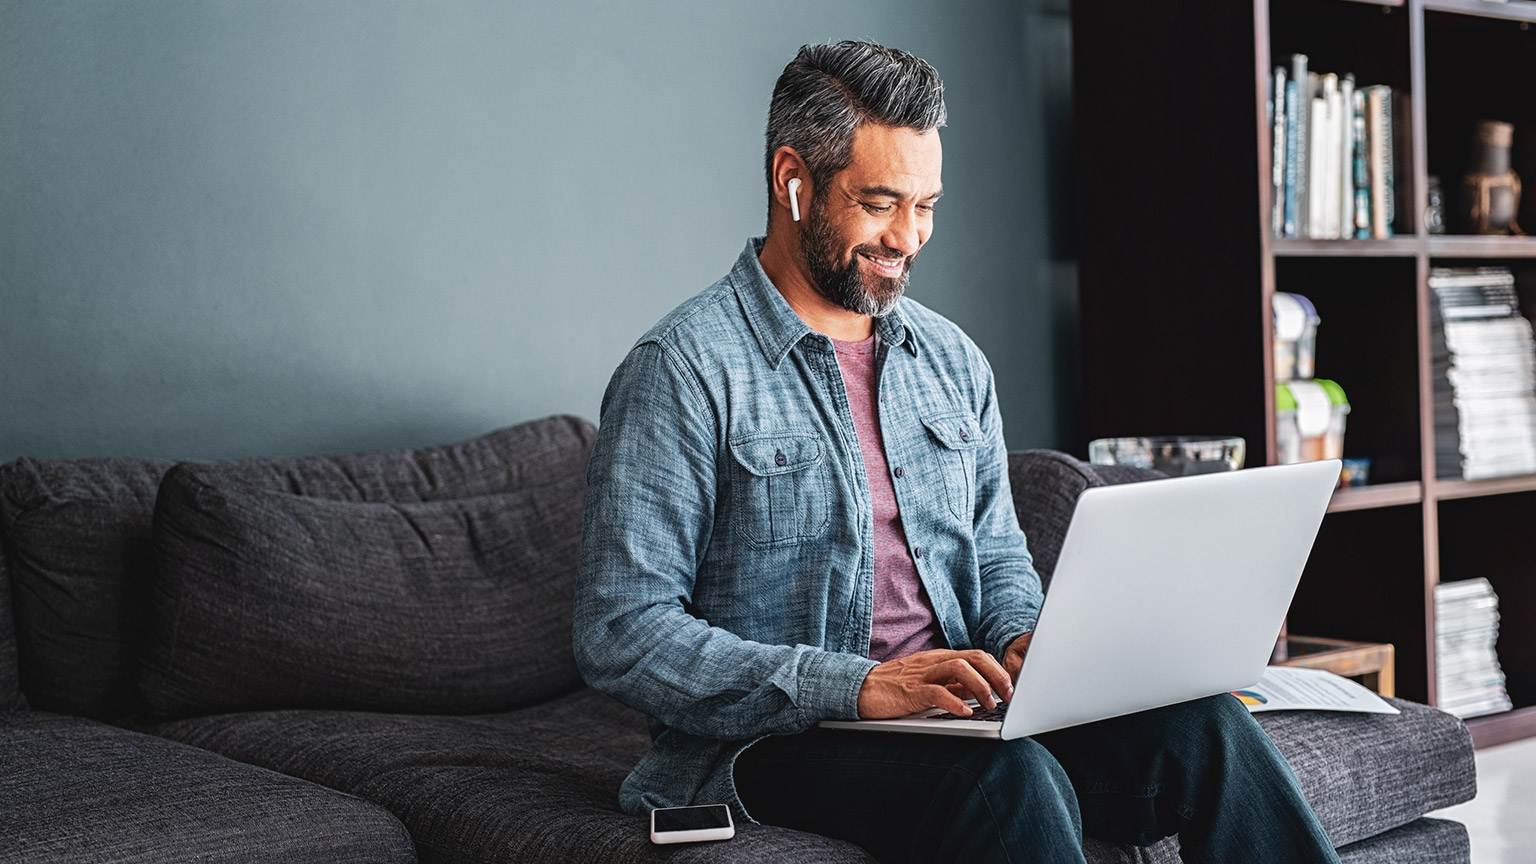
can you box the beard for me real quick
[800,195,914,319]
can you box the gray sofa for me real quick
[0,414,1476,862]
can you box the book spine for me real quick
[1353,88,1371,238]
[1273,67,1288,239]
[1285,79,1301,238]
[1339,75,1355,240]
[1381,87,1395,237]
[1309,91,1328,239]
[1290,54,1310,237]
[1367,86,1389,239]
[1321,74,1341,239]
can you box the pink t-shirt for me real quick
[832,334,946,662]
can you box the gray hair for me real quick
[764,41,946,207]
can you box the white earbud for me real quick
[787,178,802,222]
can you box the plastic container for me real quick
[1088,436,1246,475]
[1276,379,1349,464]
[1272,292,1320,381]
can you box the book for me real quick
[1338,75,1355,240]
[1272,66,1288,239]
[1364,85,1395,238]
[1430,267,1536,479]
[1284,77,1301,238]
[1435,578,1513,719]
[1320,74,1341,239]
[1352,89,1371,238]
[1290,54,1310,237]
[1308,87,1328,239]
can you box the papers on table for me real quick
[1232,665,1399,715]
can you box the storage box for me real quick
[1277,379,1349,463]
[1273,292,1320,381]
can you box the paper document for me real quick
[1232,666,1399,715]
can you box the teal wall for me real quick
[0,0,1077,461]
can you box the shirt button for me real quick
[893,467,904,478]
[913,547,923,559]
[775,451,786,467]
[960,431,971,442]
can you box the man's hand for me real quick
[856,649,1015,719]
[1002,631,1034,683]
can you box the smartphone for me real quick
[649,804,735,844]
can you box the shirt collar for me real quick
[730,237,918,370]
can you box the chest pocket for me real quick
[922,412,982,522]
[728,431,830,548]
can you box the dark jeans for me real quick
[734,695,1339,864]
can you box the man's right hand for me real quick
[855,649,1015,719]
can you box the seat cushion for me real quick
[141,417,594,717]
[1256,698,1476,848]
[1080,815,1469,864]
[140,687,873,863]
[0,712,414,864]
[0,542,21,712]
[1335,817,1469,864]
[0,456,173,718]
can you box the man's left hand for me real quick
[1002,631,1033,683]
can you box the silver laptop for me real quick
[819,459,1341,740]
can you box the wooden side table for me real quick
[1275,635,1396,697]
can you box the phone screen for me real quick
[652,805,731,833]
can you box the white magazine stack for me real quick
[1431,267,1536,479]
[1434,578,1513,719]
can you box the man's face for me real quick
[801,123,942,319]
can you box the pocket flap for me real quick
[921,412,982,450]
[729,432,824,477]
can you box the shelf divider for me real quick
[1274,238,1421,258]
[1426,235,1536,259]
[1423,0,1536,24]
[1466,705,1536,749]
[1433,473,1536,501]
[1326,481,1424,513]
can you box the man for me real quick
[574,41,1338,863]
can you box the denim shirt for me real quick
[573,238,1043,820]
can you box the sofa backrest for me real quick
[0,536,23,712]
[140,414,597,718]
[0,457,173,719]
[0,415,596,722]
[1007,449,1161,591]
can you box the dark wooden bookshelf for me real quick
[1073,0,1536,746]
[1328,481,1423,512]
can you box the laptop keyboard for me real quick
[934,702,1009,722]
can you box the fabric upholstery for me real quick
[0,456,172,719]
[1080,816,1469,864]
[1256,698,1475,848]
[140,415,596,717]
[0,711,414,864]
[1335,817,1469,864]
[0,535,22,711]
[140,686,872,864]
[1007,449,1160,588]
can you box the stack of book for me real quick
[1431,267,1536,479]
[1269,54,1396,240]
[1435,578,1513,719]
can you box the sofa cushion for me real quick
[1257,698,1476,848]
[1007,449,1160,588]
[0,539,22,712]
[1335,817,1469,864]
[1079,815,1469,864]
[0,711,414,864]
[0,457,172,719]
[141,415,596,717]
[139,686,874,863]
